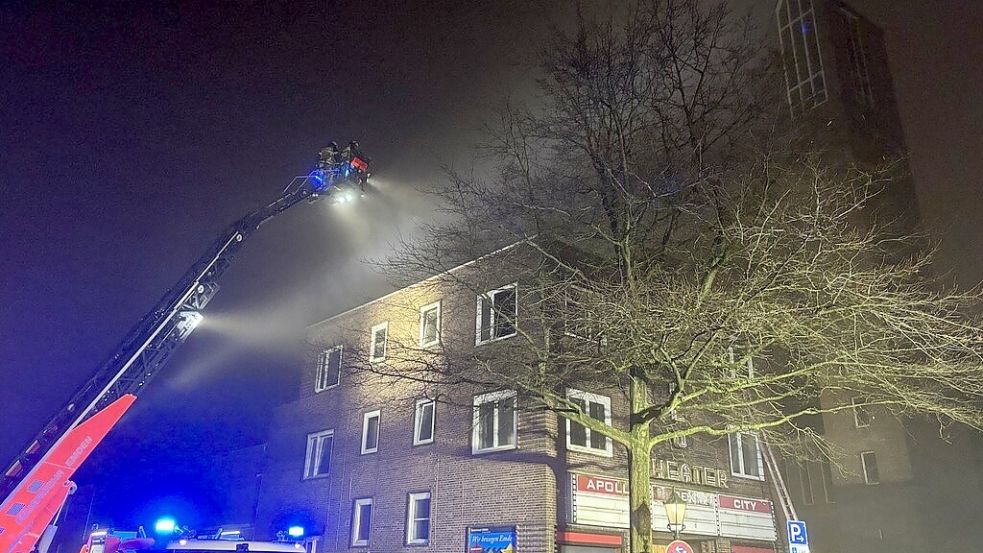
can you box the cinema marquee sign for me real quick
[570,473,777,542]
[652,458,729,489]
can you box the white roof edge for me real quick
[306,237,536,331]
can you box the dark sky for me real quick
[1,0,981,532]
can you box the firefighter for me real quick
[317,142,341,173]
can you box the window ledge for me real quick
[730,472,765,482]
[475,331,518,347]
[567,444,614,458]
[472,444,517,455]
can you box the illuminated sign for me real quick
[467,527,516,553]
[570,473,776,542]
[653,458,729,489]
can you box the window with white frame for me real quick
[303,429,334,479]
[852,397,872,428]
[361,410,381,454]
[472,390,517,453]
[369,322,388,362]
[413,399,436,445]
[729,432,764,480]
[726,345,754,379]
[419,302,441,347]
[406,492,431,545]
[860,451,879,485]
[565,390,612,456]
[315,346,343,392]
[776,0,827,114]
[351,498,372,547]
[476,283,517,344]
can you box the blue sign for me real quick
[787,520,809,545]
[467,526,517,553]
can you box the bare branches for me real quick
[363,0,983,467]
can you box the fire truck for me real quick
[0,146,372,553]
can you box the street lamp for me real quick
[664,489,687,539]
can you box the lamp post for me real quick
[664,489,687,540]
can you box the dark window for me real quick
[420,303,440,346]
[474,391,517,452]
[351,499,372,546]
[477,285,518,344]
[730,433,763,479]
[315,346,342,392]
[414,399,436,445]
[565,391,611,454]
[861,451,879,484]
[407,492,431,544]
[370,323,388,362]
[304,431,333,478]
[853,397,872,427]
[362,411,380,454]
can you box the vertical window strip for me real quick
[315,346,342,392]
[406,492,432,545]
[361,410,381,454]
[414,399,436,445]
[369,322,388,362]
[351,498,372,547]
[419,302,441,347]
[776,0,827,114]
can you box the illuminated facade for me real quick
[252,243,782,553]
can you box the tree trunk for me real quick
[628,374,653,553]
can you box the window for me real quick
[303,429,334,479]
[406,492,431,545]
[840,7,874,106]
[799,457,836,504]
[476,283,517,344]
[729,432,764,480]
[419,302,441,347]
[361,410,381,454]
[861,451,879,485]
[315,346,342,392]
[369,322,388,362]
[563,289,597,340]
[726,345,754,379]
[799,462,815,505]
[665,383,687,448]
[351,498,372,547]
[776,0,827,114]
[472,390,517,453]
[413,399,436,445]
[566,390,612,456]
[852,397,871,428]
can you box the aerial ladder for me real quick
[0,148,372,553]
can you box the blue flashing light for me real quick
[155,518,177,534]
[287,526,305,538]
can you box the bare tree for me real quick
[362,2,983,553]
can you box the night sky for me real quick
[2,0,981,533]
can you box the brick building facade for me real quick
[252,243,782,553]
